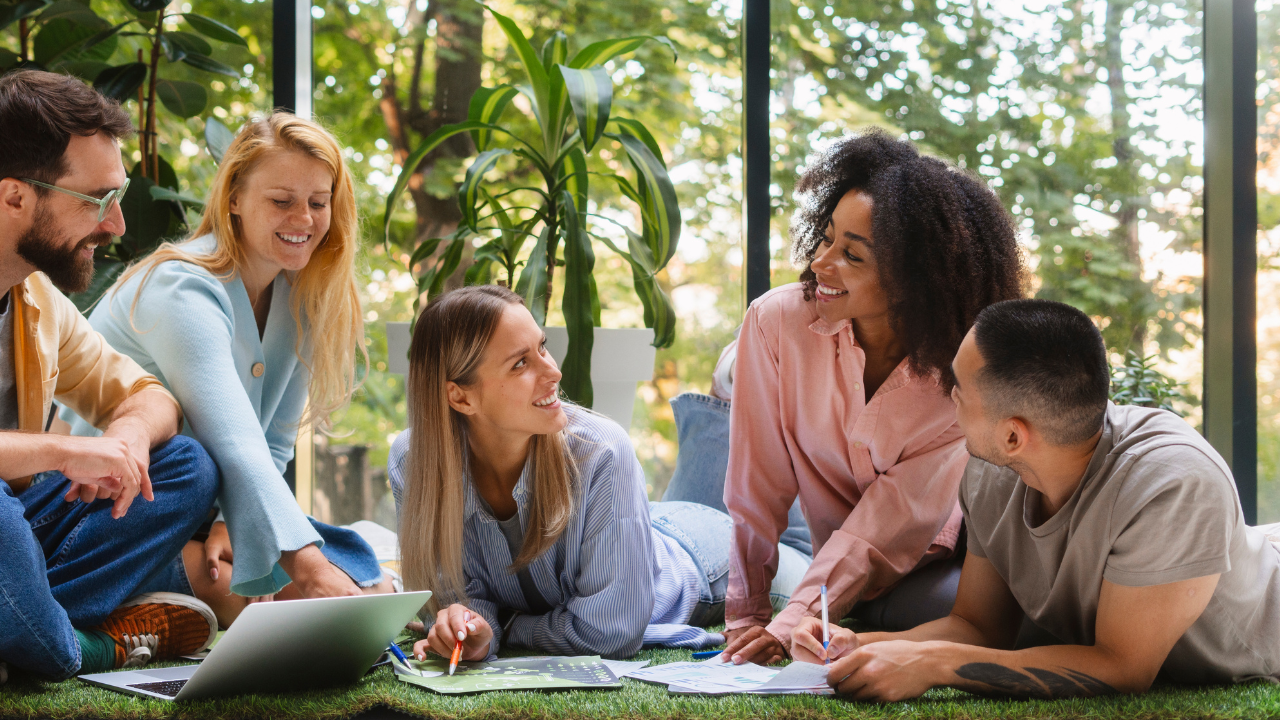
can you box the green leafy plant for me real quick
[1,0,244,309]
[382,6,680,407]
[1110,351,1186,414]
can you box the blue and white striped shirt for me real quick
[389,408,718,659]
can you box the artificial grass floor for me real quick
[4,629,1280,720]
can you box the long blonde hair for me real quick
[117,112,364,429]
[401,286,577,611]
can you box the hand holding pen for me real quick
[414,603,494,669]
[448,611,469,676]
[788,617,860,666]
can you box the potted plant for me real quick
[382,5,680,423]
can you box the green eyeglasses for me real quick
[20,177,131,223]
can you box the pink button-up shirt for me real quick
[724,284,967,646]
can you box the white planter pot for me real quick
[386,321,413,375]
[385,323,656,431]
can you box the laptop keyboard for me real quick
[127,679,188,697]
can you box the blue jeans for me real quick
[0,436,218,679]
[663,393,813,556]
[649,500,811,626]
[310,518,384,588]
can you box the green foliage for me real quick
[384,6,681,405]
[560,64,611,151]
[302,0,748,487]
[203,115,234,163]
[93,61,146,98]
[1,0,249,309]
[1110,352,1186,414]
[468,85,519,151]
[154,77,207,116]
[0,0,1204,505]
[766,0,1203,359]
[180,12,246,47]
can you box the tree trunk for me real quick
[406,0,483,241]
[379,0,483,299]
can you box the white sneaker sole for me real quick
[118,592,219,652]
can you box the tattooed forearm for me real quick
[952,663,1117,699]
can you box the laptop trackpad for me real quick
[136,666,197,680]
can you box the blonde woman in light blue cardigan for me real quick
[64,113,392,627]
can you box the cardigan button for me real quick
[251,362,264,378]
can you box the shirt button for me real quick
[251,362,265,378]
[853,441,864,449]
[853,382,861,391]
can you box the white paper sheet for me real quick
[629,661,780,694]
[749,661,833,694]
[602,659,651,677]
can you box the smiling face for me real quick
[447,303,569,439]
[229,149,333,278]
[808,189,891,325]
[12,132,127,292]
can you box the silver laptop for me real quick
[79,591,431,701]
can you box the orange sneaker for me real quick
[91,593,217,669]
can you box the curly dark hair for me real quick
[792,129,1026,392]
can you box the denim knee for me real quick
[649,501,732,604]
[663,393,732,513]
[0,485,81,680]
[152,435,219,506]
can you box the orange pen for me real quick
[448,611,470,676]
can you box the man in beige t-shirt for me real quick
[787,299,1280,699]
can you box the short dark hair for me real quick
[971,299,1110,445]
[791,128,1026,392]
[0,70,133,187]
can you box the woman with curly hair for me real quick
[715,129,1025,665]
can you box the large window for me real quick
[313,0,748,513]
[305,0,1208,523]
[769,0,1204,408]
[0,0,1251,525]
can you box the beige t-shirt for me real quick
[961,403,1280,684]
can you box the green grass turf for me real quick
[5,630,1280,720]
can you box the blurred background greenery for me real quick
[11,0,1280,521]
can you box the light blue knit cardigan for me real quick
[63,235,321,597]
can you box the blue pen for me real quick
[387,643,420,676]
[821,584,830,664]
[691,650,722,660]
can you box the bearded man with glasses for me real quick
[0,70,220,684]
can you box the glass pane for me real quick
[1257,1,1280,521]
[771,0,1204,418]
[316,0,747,511]
[306,0,408,526]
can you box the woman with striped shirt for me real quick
[390,285,806,660]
